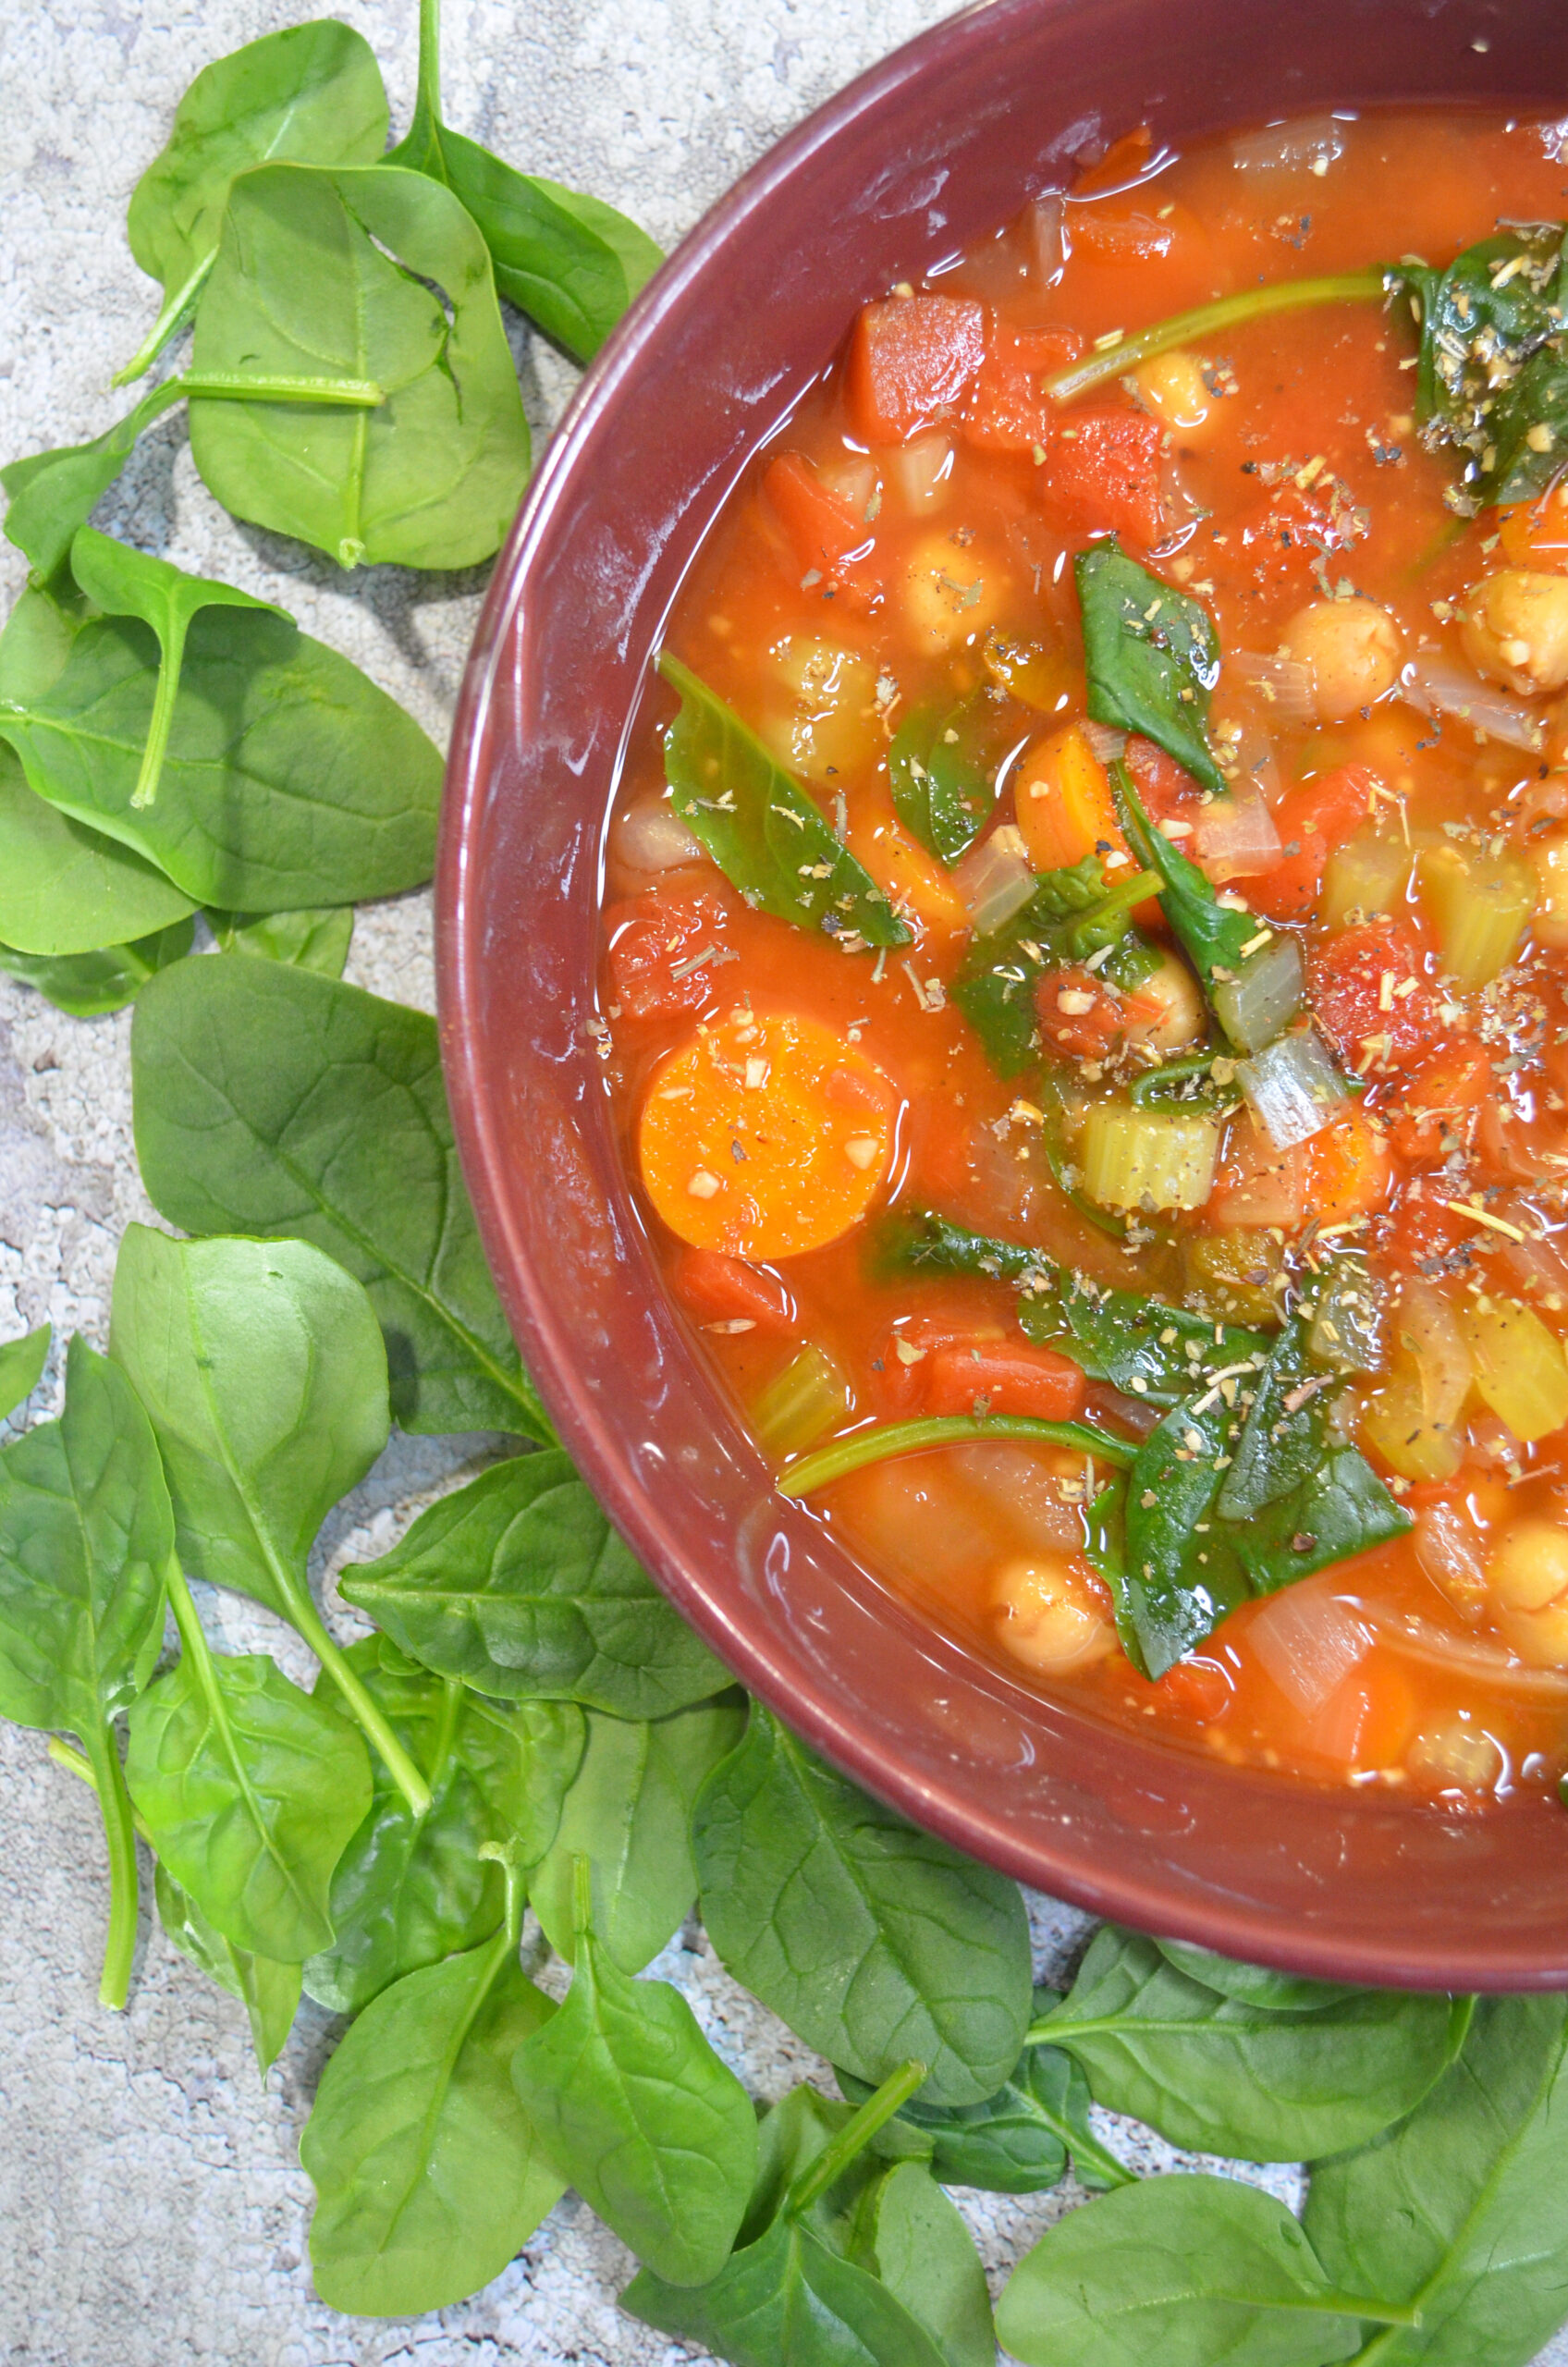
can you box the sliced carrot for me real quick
[761,450,881,611]
[1037,409,1166,546]
[845,294,985,445]
[1388,1036,1493,1164]
[962,315,1084,452]
[1499,482,1568,570]
[670,1245,798,1336]
[1307,1101,1398,1226]
[1248,765,1376,922]
[921,1340,1086,1419]
[606,885,736,1024]
[639,1008,898,1259]
[1012,722,1128,872]
[845,809,967,934]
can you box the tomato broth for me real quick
[598,107,1568,1809]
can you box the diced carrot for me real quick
[761,450,881,612]
[845,810,968,934]
[962,316,1084,451]
[1248,766,1377,922]
[1071,126,1154,196]
[606,885,735,1024]
[1308,918,1438,1077]
[915,1338,1087,1420]
[1306,1101,1398,1226]
[1499,482,1568,570]
[1387,1036,1493,1164]
[1013,722,1129,872]
[638,1009,898,1260]
[670,1245,797,1336]
[1154,1656,1233,1722]
[846,294,985,445]
[1037,409,1166,546]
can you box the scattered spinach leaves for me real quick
[1390,227,1568,511]
[155,1858,303,2076]
[1076,542,1223,791]
[0,1324,51,1424]
[0,919,195,1017]
[0,742,196,959]
[206,902,352,976]
[888,693,1004,867]
[949,854,1159,1076]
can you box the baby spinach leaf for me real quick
[1039,1925,1467,2162]
[154,1859,301,2076]
[692,1701,1032,2106]
[108,1225,429,1817]
[1110,759,1256,987]
[659,654,911,950]
[1217,1313,1410,1593]
[339,1452,726,1715]
[67,527,283,812]
[2,380,188,584]
[130,958,551,1440]
[0,1336,171,2005]
[1154,1937,1357,2013]
[873,1205,1053,1289]
[0,1324,50,1424]
[1305,1993,1568,2367]
[949,854,1158,1077]
[1390,227,1568,511]
[530,1696,746,1974]
[303,1637,584,2014]
[387,0,660,363]
[1022,1263,1268,1409]
[1118,1393,1250,1678]
[206,903,352,976]
[888,694,1001,867]
[121,19,390,382]
[511,1859,758,2287]
[128,1560,372,1961]
[0,597,442,913]
[1077,542,1223,791]
[996,2171,1397,2367]
[304,1847,564,2316]
[1,920,194,1017]
[846,2158,995,2367]
[0,742,196,959]
[190,163,530,570]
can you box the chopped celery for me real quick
[1319,833,1413,932]
[1079,1102,1220,1213]
[1237,1027,1343,1148]
[752,1345,852,1455]
[1306,1260,1387,1375]
[1416,840,1537,989]
[1210,933,1305,1054]
[1462,1299,1568,1441]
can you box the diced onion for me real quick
[1400,654,1545,752]
[1248,1584,1371,1714]
[1191,791,1282,883]
[1238,1027,1344,1149]
[955,828,1037,934]
[1231,116,1345,174]
[1080,721,1128,766]
[1225,651,1317,728]
[1027,194,1066,286]
[614,800,705,874]
[1414,1502,1488,1613]
[1370,1611,1568,1702]
[1394,1279,1472,1429]
[1211,930,1305,1054]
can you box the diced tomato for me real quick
[1071,126,1155,197]
[1035,966,1125,1060]
[1387,1037,1493,1164]
[921,1340,1087,1420]
[846,293,985,445]
[1037,409,1166,546]
[761,450,881,611]
[1308,918,1437,1076]
[670,1246,797,1337]
[605,885,734,1024]
[1155,1656,1234,1721]
[1248,766,1377,922]
[1125,734,1204,822]
[962,316,1084,451]
[1376,1177,1474,1272]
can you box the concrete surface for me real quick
[1,5,1564,2363]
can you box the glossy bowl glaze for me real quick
[440,0,1568,1989]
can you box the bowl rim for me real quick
[439,0,1568,1991]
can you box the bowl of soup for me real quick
[439,0,1568,1986]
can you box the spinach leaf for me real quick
[1,920,194,1017]
[0,742,196,959]
[1021,1263,1268,1409]
[302,1637,584,2014]
[1305,1994,1568,2367]
[844,2158,996,2367]
[1110,759,1257,986]
[387,0,661,363]
[121,19,390,382]
[108,1224,429,1817]
[692,1700,1032,2106]
[1039,1925,1467,2162]
[0,1323,50,1423]
[1118,1392,1250,1678]
[3,380,188,585]
[1076,542,1223,791]
[339,1452,726,1714]
[996,2171,1398,2367]
[873,1205,1054,1289]
[130,958,552,1441]
[154,1860,301,2076]
[190,163,530,570]
[1217,1313,1410,1593]
[949,854,1158,1076]
[511,1858,758,2287]
[659,654,911,950]
[1154,1937,1356,2013]
[530,1695,746,1974]
[0,596,442,914]
[206,903,352,977]
[127,1556,372,1960]
[888,694,1003,867]
[304,1846,564,2316]
[1390,227,1568,511]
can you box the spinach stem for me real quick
[282,1578,433,1819]
[84,1717,141,2011]
[178,372,385,407]
[48,1735,155,1846]
[778,1415,1136,1498]
[478,1835,526,1948]
[112,251,218,387]
[1043,269,1388,405]
[787,2059,927,2216]
[129,611,189,810]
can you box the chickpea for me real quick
[1279,597,1403,720]
[1133,349,1217,441]
[902,529,1003,653]
[1459,569,1568,697]
[1123,949,1207,1052]
[1528,828,1568,949]
[991,1555,1111,1674]
[1487,1518,1568,1611]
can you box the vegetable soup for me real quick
[599,107,1568,1809]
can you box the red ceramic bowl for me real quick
[441,0,1568,1990]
